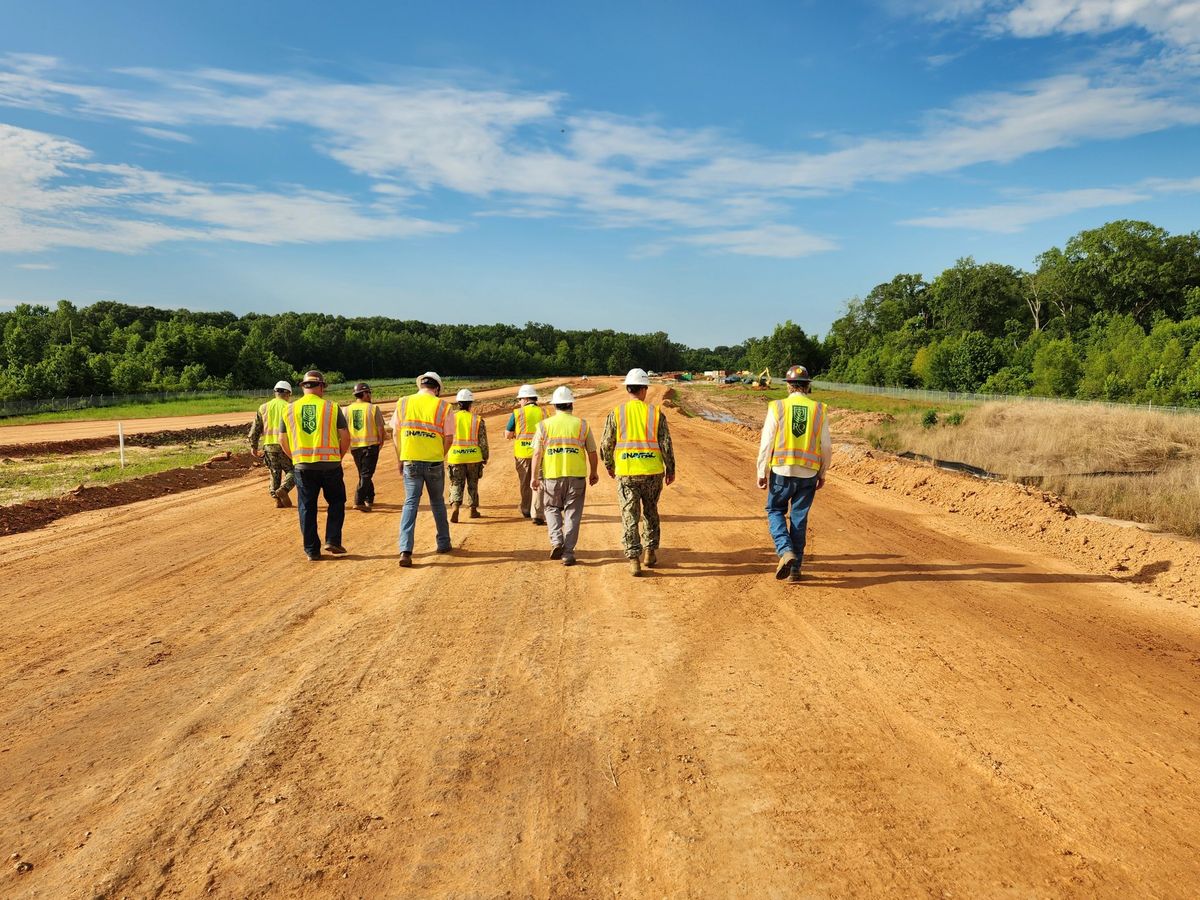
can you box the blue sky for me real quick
[2,0,1198,346]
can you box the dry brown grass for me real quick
[883,402,1200,536]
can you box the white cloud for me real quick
[657,225,839,258]
[915,0,1200,46]
[135,126,193,143]
[15,262,55,269]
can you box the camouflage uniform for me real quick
[600,409,675,559]
[249,409,295,498]
[448,417,489,510]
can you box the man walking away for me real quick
[249,380,295,508]
[280,371,351,561]
[345,382,387,511]
[530,386,599,566]
[756,365,831,582]
[600,368,676,577]
[392,371,455,567]
[505,384,545,524]
[447,388,489,522]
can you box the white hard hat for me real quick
[417,371,442,388]
[551,385,575,405]
[274,380,292,392]
[516,384,539,400]
[456,388,474,402]
[625,368,651,387]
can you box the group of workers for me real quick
[249,364,827,579]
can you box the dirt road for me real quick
[0,380,568,446]
[3,386,1198,897]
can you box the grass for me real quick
[0,439,243,506]
[0,377,531,428]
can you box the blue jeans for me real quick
[765,472,818,562]
[294,465,346,555]
[399,461,451,553]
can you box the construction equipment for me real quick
[740,368,771,388]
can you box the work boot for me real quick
[789,566,803,584]
[469,507,481,518]
[305,551,321,562]
[277,490,293,508]
[645,548,658,568]
[398,552,413,568]
[450,504,460,524]
[629,556,642,577]
[363,501,372,512]
[324,544,347,555]
[775,551,796,580]
[274,493,286,509]
[563,553,576,567]
[550,546,564,560]
[533,517,546,526]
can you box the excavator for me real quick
[742,367,771,389]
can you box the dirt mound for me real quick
[0,452,260,536]
[0,424,247,459]
[828,410,895,434]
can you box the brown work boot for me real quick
[775,551,796,580]
[469,507,481,518]
[274,493,286,509]
[789,566,803,583]
[398,552,413,568]
[450,504,460,523]
[629,556,642,577]
[277,490,292,508]
[645,548,658,568]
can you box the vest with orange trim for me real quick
[447,409,484,464]
[396,392,450,462]
[285,394,340,464]
[513,404,543,459]
[258,396,289,447]
[345,400,382,448]
[540,413,589,479]
[770,393,825,472]
[613,399,664,476]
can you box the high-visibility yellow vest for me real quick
[345,401,382,448]
[770,393,825,472]
[285,395,340,464]
[396,392,450,462]
[259,396,289,447]
[513,404,543,459]
[614,399,664,476]
[447,410,484,464]
[540,413,589,479]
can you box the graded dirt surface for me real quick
[3,385,1199,898]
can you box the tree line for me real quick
[825,219,1200,405]
[0,300,809,402]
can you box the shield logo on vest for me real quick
[352,408,365,431]
[300,404,318,435]
[790,405,808,438]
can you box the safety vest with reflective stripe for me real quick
[396,392,450,462]
[513,404,544,459]
[770,393,825,472]
[447,410,484,464]
[259,396,289,447]
[285,395,340,464]
[614,399,664,476]
[345,401,382,448]
[540,413,589,479]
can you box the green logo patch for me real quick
[352,409,365,431]
[790,405,808,439]
[301,404,318,435]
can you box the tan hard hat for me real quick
[300,370,326,387]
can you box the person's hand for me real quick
[757,476,768,490]
[531,477,541,491]
[398,461,406,475]
[816,474,826,490]
[251,448,264,459]
[606,467,615,479]
[665,472,675,487]
[589,471,599,486]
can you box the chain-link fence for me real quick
[811,380,1200,416]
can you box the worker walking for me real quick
[530,386,599,566]
[756,365,831,582]
[248,380,295,508]
[392,371,455,567]
[279,370,351,561]
[345,382,387,511]
[447,388,489,522]
[505,384,545,524]
[600,368,676,576]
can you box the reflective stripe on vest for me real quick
[540,413,589,479]
[770,394,825,471]
[346,401,381,448]
[397,393,449,462]
[447,410,484,464]
[614,400,664,476]
[514,404,543,459]
[285,395,340,464]
[260,397,288,446]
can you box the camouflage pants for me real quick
[617,475,663,559]
[448,463,484,508]
[263,445,295,496]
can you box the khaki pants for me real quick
[514,457,545,519]
[542,477,586,555]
